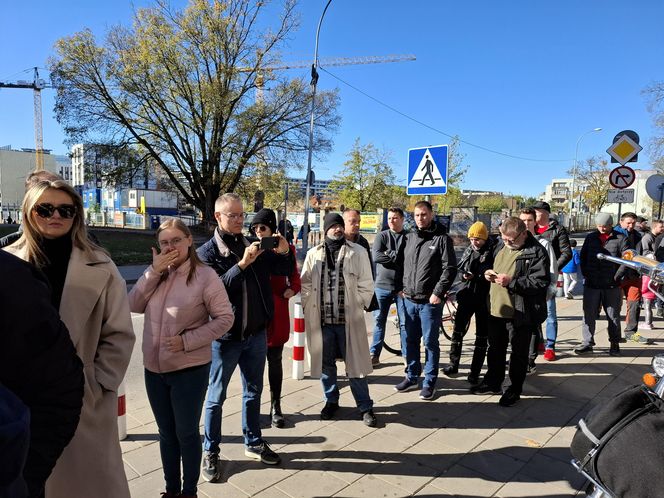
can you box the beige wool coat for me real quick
[300,241,374,378]
[5,244,135,498]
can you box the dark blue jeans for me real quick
[402,298,443,389]
[370,287,407,357]
[145,363,210,496]
[204,331,267,453]
[321,324,373,412]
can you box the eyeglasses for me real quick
[501,231,524,245]
[254,225,270,232]
[219,212,246,221]
[158,237,186,248]
[33,203,77,219]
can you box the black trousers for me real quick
[448,294,488,377]
[266,345,284,402]
[484,316,532,395]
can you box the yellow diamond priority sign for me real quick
[607,134,642,165]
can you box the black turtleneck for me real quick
[40,236,73,309]
[325,236,345,269]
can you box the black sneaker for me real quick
[202,451,221,482]
[441,363,459,376]
[574,344,594,355]
[609,343,621,356]
[526,362,537,375]
[320,401,339,420]
[470,382,502,395]
[467,373,480,385]
[394,377,418,392]
[244,442,281,465]
[371,355,380,367]
[498,389,520,407]
[419,386,435,400]
[361,409,377,427]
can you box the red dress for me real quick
[267,244,301,347]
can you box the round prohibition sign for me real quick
[609,165,636,189]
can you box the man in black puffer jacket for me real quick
[394,201,457,401]
[197,197,293,479]
[471,217,550,407]
[575,213,629,357]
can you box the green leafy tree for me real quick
[430,136,470,211]
[49,0,340,223]
[644,81,664,169]
[569,156,611,213]
[329,138,397,211]
[477,194,507,213]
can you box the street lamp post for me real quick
[302,0,333,255]
[568,127,602,231]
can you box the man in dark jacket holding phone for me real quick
[471,217,550,407]
[198,199,292,479]
[394,201,457,401]
[441,221,495,384]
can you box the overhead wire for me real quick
[319,66,573,163]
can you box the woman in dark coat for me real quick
[251,209,301,428]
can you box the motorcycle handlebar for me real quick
[596,253,664,283]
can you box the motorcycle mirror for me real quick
[652,354,664,377]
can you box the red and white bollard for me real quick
[292,297,306,380]
[556,271,564,298]
[117,381,127,440]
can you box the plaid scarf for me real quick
[321,244,346,325]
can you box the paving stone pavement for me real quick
[120,294,663,497]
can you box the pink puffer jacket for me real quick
[128,260,234,373]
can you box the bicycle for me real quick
[381,289,460,357]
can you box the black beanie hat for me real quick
[251,208,277,233]
[323,212,345,233]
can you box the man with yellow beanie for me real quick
[442,221,495,384]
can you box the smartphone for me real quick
[259,236,279,250]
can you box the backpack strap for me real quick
[578,419,600,445]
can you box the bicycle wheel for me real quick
[439,300,455,341]
[382,340,402,357]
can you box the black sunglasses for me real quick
[33,203,77,219]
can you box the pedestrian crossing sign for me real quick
[407,145,449,195]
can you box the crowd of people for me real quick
[2,173,661,497]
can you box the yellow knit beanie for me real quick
[467,221,488,240]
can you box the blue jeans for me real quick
[145,363,210,496]
[204,331,267,453]
[370,287,407,357]
[321,324,373,412]
[545,298,558,349]
[402,299,443,389]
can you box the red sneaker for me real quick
[543,349,556,361]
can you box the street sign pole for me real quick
[617,202,622,220]
[659,185,664,220]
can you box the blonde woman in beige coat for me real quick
[4,179,135,498]
[300,213,377,427]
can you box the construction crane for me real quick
[0,67,48,170]
[254,54,416,101]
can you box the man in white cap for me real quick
[576,213,629,356]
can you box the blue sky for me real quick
[2,0,663,196]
